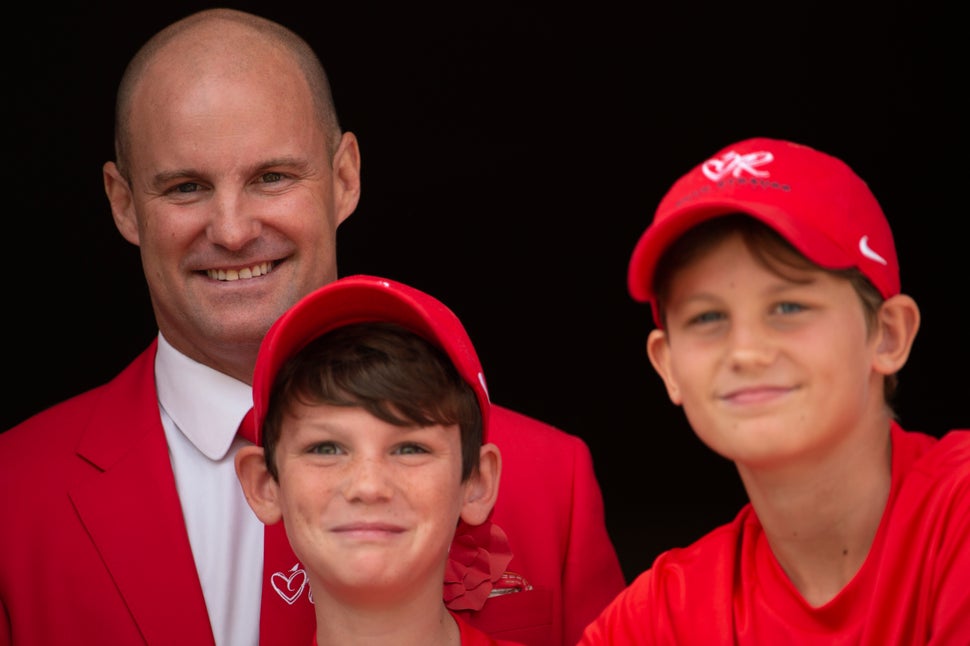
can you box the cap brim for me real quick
[628,200,856,309]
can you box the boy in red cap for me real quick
[235,274,524,645]
[580,138,970,644]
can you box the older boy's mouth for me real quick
[720,385,796,406]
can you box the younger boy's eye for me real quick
[395,443,429,456]
[309,441,341,456]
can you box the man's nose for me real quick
[206,191,262,250]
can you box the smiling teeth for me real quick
[207,262,273,281]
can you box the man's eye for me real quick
[259,172,284,183]
[173,182,201,194]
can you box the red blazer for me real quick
[0,341,624,646]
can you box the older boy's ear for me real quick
[459,443,501,526]
[872,294,921,375]
[646,329,683,405]
[103,161,140,245]
[234,446,283,526]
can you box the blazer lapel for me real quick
[70,342,215,645]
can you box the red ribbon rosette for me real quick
[443,519,514,611]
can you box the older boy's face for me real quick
[267,402,470,603]
[646,233,885,470]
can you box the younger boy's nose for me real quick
[343,456,394,503]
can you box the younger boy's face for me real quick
[646,232,885,470]
[267,402,473,603]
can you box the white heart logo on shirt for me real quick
[271,563,308,605]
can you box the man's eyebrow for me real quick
[148,157,312,188]
[151,168,199,185]
[145,167,204,192]
[258,156,312,172]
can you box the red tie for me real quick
[237,407,257,444]
[236,406,316,644]
[260,521,315,644]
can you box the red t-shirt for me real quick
[580,424,970,645]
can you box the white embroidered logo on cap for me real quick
[858,236,888,265]
[702,150,774,182]
[478,372,489,401]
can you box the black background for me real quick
[6,2,962,583]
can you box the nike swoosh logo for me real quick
[859,235,888,265]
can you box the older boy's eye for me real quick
[689,310,725,325]
[775,302,806,315]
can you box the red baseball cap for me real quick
[252,274,491,445]
[627,137,899,326]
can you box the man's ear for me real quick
[234,446,283,525]
[872,293,921,375]
[459,443,501,526]
[103,161,140,245]
[646,328,683,405]
[331,131,362,227]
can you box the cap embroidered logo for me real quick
[859,235,888,265]
[702,150,774,181]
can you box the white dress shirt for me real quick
[155,332,263,646]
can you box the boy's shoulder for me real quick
[928,428,970,462]
[894,425,970,478]
[642,503,758,584]
[915,428,970,482]
[891,425,970,525]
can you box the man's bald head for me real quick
[113,8,340,179]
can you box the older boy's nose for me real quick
[726,321,776,370]
[206,192,262,250]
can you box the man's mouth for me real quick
[206,261,274,281]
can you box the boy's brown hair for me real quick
[261,321,483,481]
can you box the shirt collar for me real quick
[155,332,253,460]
